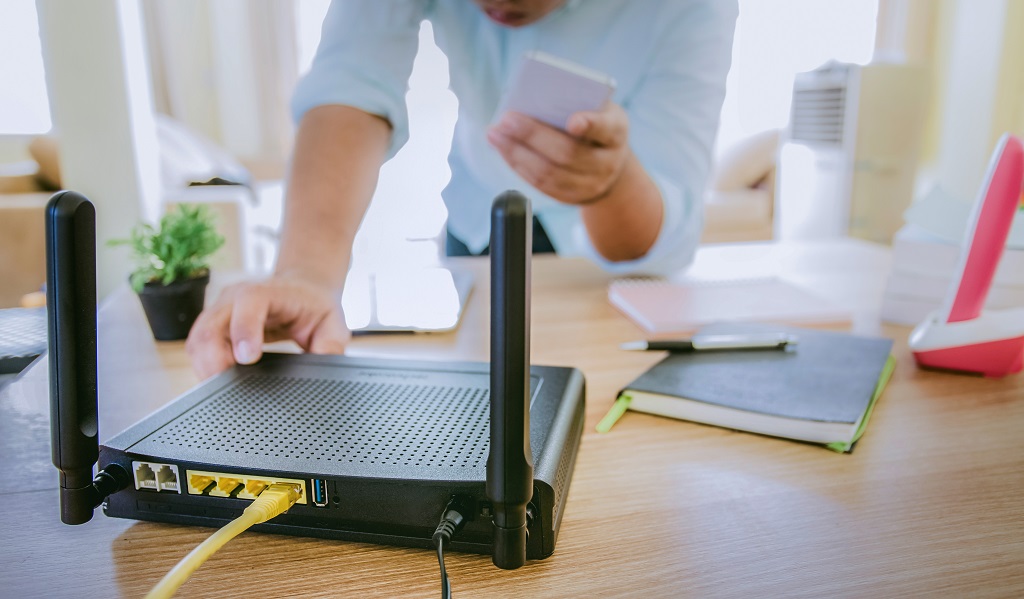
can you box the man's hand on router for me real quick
[186,277,350,379]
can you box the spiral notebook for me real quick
[608,277,850,334]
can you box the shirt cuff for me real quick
[290,59,410,161]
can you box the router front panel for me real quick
[99,353,585,559]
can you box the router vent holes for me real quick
[150,375,491,467]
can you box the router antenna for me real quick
[486,190,534,570]
[46,191,126,524]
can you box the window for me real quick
[716,0,879,156]
[0,0,52,135]
[295,0,330,77]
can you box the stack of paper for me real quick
[881,224,1024,325]
[609,276,849,334]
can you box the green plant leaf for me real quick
[108,204,225,289]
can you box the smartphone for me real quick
[498,51,616,131]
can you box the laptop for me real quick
[0,307,48,375]
[342,267,474,333]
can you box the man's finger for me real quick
[567,106,627,147]
[307,309,351,355]
[565,112,592,138]
[186,304,236,379]
[492,112,590,169]
[228,291,270,365]
[190,339,236,380]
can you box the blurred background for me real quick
[1,0,1022,316]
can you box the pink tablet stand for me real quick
[909,133,1024,378]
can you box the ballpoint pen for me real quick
[619,332,798,352]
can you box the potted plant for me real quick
[111,205,224,341]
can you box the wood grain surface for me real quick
[2,240,1022,598]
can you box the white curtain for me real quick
[141,0,298,173]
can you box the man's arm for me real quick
[577,151,662,262]
[276,105,391,288]
[185,105,390,379]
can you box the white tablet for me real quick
[498,51,616,131]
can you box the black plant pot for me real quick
[137,273,210,341]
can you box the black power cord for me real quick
[432,498,469,599]
[435,537,451,599]
[92,464,131,503]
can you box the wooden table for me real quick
[2,239,1022,598]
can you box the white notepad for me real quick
[608,277,850,334]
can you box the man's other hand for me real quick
[185,277,350,380]
[486,102,631,206]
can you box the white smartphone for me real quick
[498,51,616,131]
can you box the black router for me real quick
[47,190,585,569]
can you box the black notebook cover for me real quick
[611,324,895,449]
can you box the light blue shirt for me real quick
[293,0,737,275]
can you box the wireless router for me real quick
[48,190,585,572]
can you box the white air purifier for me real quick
[774,61,929,243]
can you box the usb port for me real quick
[311,479,328,507]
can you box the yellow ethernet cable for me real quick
[145,482,303,599]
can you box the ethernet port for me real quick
[156,465,181,493]
[213,477,244,498]
[243,480,268,499]
[189,474,216,495]
[133,462,158,492]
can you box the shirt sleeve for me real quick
[577,0,738,276]
[290,0,428,160]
